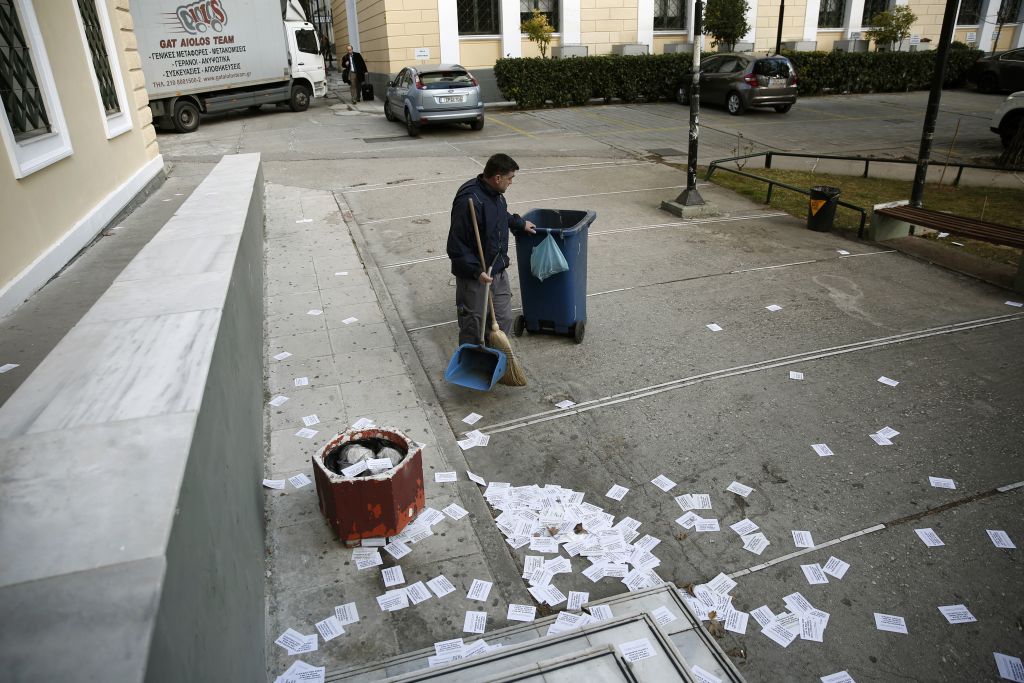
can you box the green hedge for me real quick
[492,49,983,108]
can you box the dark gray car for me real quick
[675,53,798,115]
[969,48,1024,94]
[384,64,485,137]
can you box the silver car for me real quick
[384,64,485,136]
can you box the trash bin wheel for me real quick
[573,320,585,344]
[513,315,526,337]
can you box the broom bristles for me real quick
[489,323,527,386]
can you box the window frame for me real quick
[457,0,501,36]
[957,0,982,25]
[817,0,845,28]
[72,0,133,140]
[0,0,73,179]
[861,0,890,26]
[653,0,687,31]
[520,0,559,32]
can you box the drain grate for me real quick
[648,148,687,156]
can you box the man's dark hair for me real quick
[483,154,519,178]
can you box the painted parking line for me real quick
[470,313,1024,437]
[729,480,1024,579]
[380,212,789,270]
[356,185,689,225]
[403,248,895,332]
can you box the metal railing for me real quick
[710,150,1010,188]
[705,162,869,237]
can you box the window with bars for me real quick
[0,0,51,141]
[818,0,845,27]
[77,0,119,115]
[957,0,982,23]
[861,0,889,25]
[998,0,1023,22]
[520,0,558,32]
[458,0,500,35]
[654,0,686,30]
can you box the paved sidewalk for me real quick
[261,180,529,679]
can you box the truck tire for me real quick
[289,84,312,112]
[172,100,200,133]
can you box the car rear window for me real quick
[754,59,792,78]
[419,71,474,89]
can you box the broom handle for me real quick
[466,198,493,348]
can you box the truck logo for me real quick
[176,0,227,34]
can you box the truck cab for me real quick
[286,21,328,99]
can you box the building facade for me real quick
[0,0,163,318]
[331,0,1024,78]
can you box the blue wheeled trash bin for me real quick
[512,208,596,344]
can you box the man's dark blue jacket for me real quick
[447,176,526,280]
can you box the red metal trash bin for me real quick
[312,426,425,543]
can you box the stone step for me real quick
[326,584,745,682]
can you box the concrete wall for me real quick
[0,154,266,682]
[0,0,161,319]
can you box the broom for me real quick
[467,198,527,387]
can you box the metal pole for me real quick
[775,0,784,54]
[675,0,705,205]
[910,0,959,208]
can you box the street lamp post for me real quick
[775,0,784,54]
[910,0,960,208]
[674,0,705,206]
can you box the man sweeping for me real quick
[447,154,536,383]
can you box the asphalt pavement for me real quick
[11,84,1019,682]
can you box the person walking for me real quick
[447,154,536,346]
[341,44,367,103]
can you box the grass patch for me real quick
[701,166,1024,267]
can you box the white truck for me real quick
[132,0,327,133]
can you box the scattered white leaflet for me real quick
[765,304,782,312]
[726,481,754,497]
[706,323,723,332]
[443,503,469,520]
[619,638,658,662]
[507,604,536,622]
[651,475,677,492]
[434,471,457,482]
[288,473,312,488]
[929,477,956,489]
[606,484,629,500]
[302,415,320,427]
[730,518,759,535]
[350,417,375,430]
[994,653,1024,682]
[801,564,829,585]
[822,556,850,579]
[341,461,368,477]
[467,579,493,601]
[273,352,292,361]
[938,604,977,624]
[268,395,289,406]
[820,671,855,683]
[707,573,737,595]
[691,664,722,683]
[568,591,590,611]
[263,479,286,490]
[1005,301,1024,308]
[315,616,344,641]
[915,528,945,547]
[463,611,487,634]
[462,412,482,425]
[342,317,359,325]
[294,377,309,387]
[811,443,834,457]
[381,566,405,587]
[294,428,317,439]
[742,533,770,555]
[873,613,908,634]
[307,309,323,316]
[987,530,1016,549]
[792,530,815,548]
[725,610,749,634]
[588,604,613,621]
[555,399,576,409]
[790,370,804,380]
[651,605,678,627]
[426,575,456,598]
[878,376,900,387]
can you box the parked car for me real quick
[675,53,798,115]
[968,48,1024,94]
[991,91,1024,147]
[384,64,484,136]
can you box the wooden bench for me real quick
[870,200,1024,292]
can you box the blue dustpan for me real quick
[444,343,507,391]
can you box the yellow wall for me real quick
[580,0,640,54]
[994,25,1021,50]
[331,0,350,52]
[753,0,808,52]
[653,32,689,54]
[378,0,442,71]
[458,39,502,68]
[815,29,844,51]
[0,0,157,294]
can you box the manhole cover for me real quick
[362,136,410,143]
[648,148,687,156]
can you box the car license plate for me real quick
[769,78,786,87]
[437,95,465,103]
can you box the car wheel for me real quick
[289,84,311,112]
[405,108,420,137]
[384,100,396,121]
[774,103,792,113]
[1000,114,1023,148]
[172,100,200,133]
[470,117,484,131]
[977,73,999,94]
[676,85,689,105]
[726,92,745,116]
